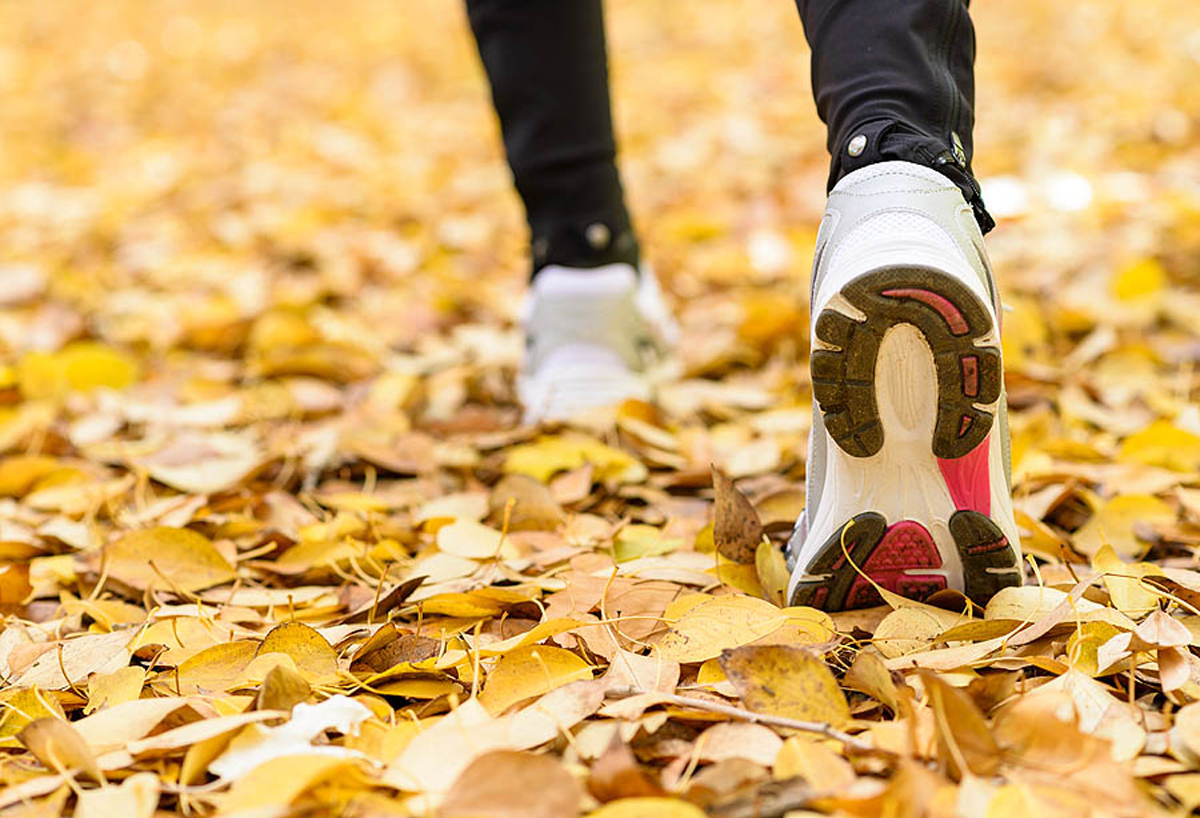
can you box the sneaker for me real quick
[786,161,1023,611]
[518,263,676,423]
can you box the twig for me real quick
[605,687,887,755]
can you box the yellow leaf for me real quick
[84,666,146,714]
[18,341,139,399]
[1118,420,1200,472]
[0,455,61,497]
[755,540,789,607]
[1066,621,1124,677]
[478,645,593,716]
[844,650,900,713]
[718,644,851,728]
[504,434,646,484]
[657,596,834,664]
[773,735,856,789]
[1092,543,1164,619]
[257,621,340,684]
[220,754,359,812]
[174,641,259,695]
[0,687,65,748]
[999,295,1048,372]
[1073,494,1175,557]
[1110,257,1166,302]
[104,526,236,593]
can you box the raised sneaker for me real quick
[786,161,1023,611]
[518,263,676,423]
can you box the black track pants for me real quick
[465,0,992,274]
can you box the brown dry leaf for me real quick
[588,735,668,802]
[718,644,850,728]
[585,798,707,818]
[441,750,581,818]
[919,671,1001,779]
[711,466,763,563]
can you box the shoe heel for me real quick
[791,266,1021,610]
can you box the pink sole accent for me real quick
[845,521,946,607]
[938,434,992,516]
[961,355,979,397]
[881,288,969,335]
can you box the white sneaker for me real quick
[786,161,1023,611]
[518,263,676,423]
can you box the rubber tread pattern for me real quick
[789,510,1023,610]
[812,267,1001,460]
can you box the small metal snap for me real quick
[847,134,867,157]
[585,223,611,249]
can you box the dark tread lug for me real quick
[950,510,1021,606]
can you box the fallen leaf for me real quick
[441,750,581,818]
[711,466,762,563]
[719,644,850,728]
[101,526,236,593]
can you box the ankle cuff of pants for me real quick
[829,120,995,235]
[530,220,640,275]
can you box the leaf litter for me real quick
[2,0,1200,816]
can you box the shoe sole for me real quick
[790,266,1022,610]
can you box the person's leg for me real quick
[787,0,1022,610]
[796,0,993,234]
[465,0,673,422]
[465,0,638,274]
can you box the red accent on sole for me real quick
[966,536,1010,555]
[958,415,973,437]
[880,288,970,336]
[938,434,992,516]
[847,521,946,606]
[961,355,979,397]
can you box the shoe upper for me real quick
[518,263,676,422]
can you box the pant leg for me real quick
[465,0,639,274]
[796,0,994,233]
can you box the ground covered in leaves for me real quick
[2,1,1200,816]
